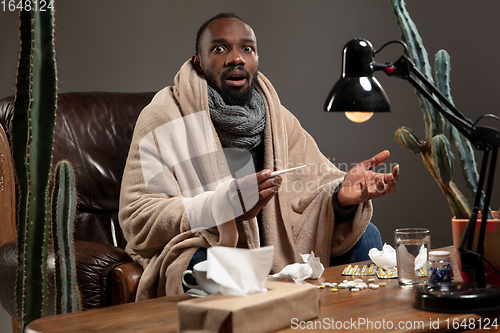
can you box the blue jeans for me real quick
[183,248,208,292]
[329,222,383,266]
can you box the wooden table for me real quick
[26,246,499,332]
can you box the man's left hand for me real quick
[337,150,399,207]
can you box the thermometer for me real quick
[270,164,312,177]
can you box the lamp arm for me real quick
[378,54,500,288]
[385,55,476,140]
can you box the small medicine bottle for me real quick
[427,250,453,286]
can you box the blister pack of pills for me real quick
[342,264,399,279]
[341,264,376,276]
[375,267,398,279]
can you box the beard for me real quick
[218,82,254,106]
[204,66,258,106]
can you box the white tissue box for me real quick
[177,281,319,333]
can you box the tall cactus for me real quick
[434,50,488,215]
[13,7,58,330]
[12,2,81,331]
[391,0,490,219]
[51,161,81,314]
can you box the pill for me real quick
[379,282,386,287]
[338,283,348,289]
[370,284,380,290]
[331,288,338,292]
[343,264,352,275]
[367,278,375,282]
[318,285,325,289]
[350,288,360,292]
[354,279,363,283]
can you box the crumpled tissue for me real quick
[414,244,428,271]
[368,243,397,269]
[206,245,274,297]
[268,251,324,284]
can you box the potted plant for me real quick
[390,0,500,287]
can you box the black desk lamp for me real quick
[325,38,500,313]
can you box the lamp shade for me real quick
[324,39,391,114]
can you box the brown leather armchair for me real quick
[0,92,155,327]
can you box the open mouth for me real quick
[224,70,248,87]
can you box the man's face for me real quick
[194,18,259,106]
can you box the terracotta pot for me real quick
[451,211,500,287]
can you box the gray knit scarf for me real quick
[207,85,266,151]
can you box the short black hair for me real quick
[195,12,246,54]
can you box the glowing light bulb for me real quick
[345,112,374,123]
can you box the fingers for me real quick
[249,177,281,202]
[375,175,385,192]
[392,164,400,181]
[379,164,399,194]
[341,152,398,205]
[355,169,398,203]
[235,174,280,221]
[361,175,386,199]
[358,180,370,202]
[236,169,272,190]
[256,186,279,207]
[366,150,390,170]
[238,173,281,208]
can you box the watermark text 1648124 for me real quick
[2,0,54,11]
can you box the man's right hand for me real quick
[234,169,281,221]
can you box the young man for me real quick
[119,13,399,300]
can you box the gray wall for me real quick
[0,2,499,327]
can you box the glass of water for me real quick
[395,228,430,287]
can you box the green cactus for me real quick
[51,161,81,314]
[391,0,445,141]
[395,126,424,154]
[431,134,454,185]
[390,0,490,219]
[13,8,57,330]
[12,3,81,331]
[434,50,490,217]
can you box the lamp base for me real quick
[415,283,500,313]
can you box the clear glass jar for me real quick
[427,250,454,286]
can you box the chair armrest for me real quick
[74,240,141,309]
[110,262,143,305]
